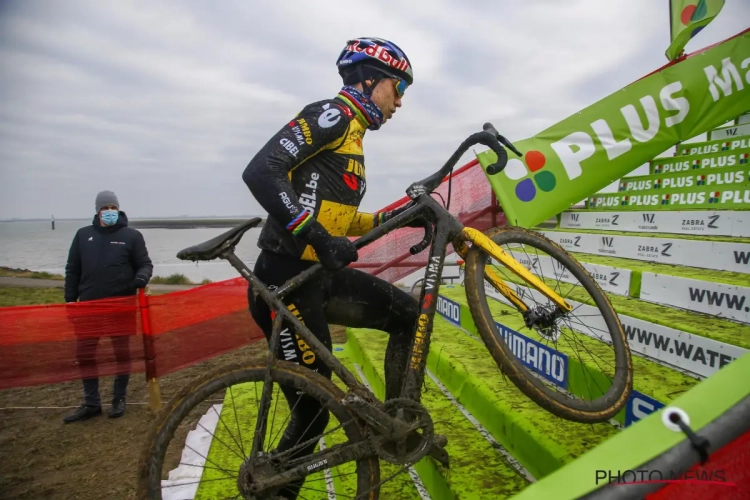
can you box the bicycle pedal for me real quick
[428,441,450,469]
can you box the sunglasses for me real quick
[394,78,408,97]
[380,69,408,97]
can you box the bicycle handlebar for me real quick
[405,122,521,199]
[288,124,522,287]
[482,123,523,174]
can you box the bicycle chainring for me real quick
[368,398,434,465]
[237,452,290,500]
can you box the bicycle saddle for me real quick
[176,217,263,261]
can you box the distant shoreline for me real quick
[0,217,266,229]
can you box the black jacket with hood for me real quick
[64,211,154,303]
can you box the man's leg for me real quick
[110,334,132,418]
[63,336,103,422]
[324,268,419,400]
[247,251,335,499]
[322,269,451,465]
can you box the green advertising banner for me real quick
[666,0,725,61]
[587,184,750,211]
[678,136,750,156]
[620,163,750,193]
[650,147,750,174]
[477,29,750,229]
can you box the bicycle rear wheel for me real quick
[137,361,379,499]
[464,226,632,423]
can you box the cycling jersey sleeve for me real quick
[243,101,350,236]
[347,212,375,236]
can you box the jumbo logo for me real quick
[437,297,460,324]
[409,313,430,369]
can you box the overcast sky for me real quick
[1,0,748,220]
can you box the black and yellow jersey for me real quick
[243,96,376,261]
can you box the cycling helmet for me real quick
[336,37,413,94]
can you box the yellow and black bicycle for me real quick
[138,123,633,499]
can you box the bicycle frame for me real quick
[222,189,573,411]
[203,123,578,486]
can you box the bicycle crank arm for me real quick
[341,392,414,437]
[252,441,374,494]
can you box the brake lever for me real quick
[483,123,522,157]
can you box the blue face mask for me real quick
[101,209,119,226]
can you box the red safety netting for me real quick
[349,159,506,283]
[0,278,263,389]
[646,428,750,499]
[0,296,144,389]
[0,159,502,391]
[144,277,263,378]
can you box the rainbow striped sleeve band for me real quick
[286,210,313,235]
[374,211,385,227]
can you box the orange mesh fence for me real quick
[0,159,502,391]
[0,297,144,390]
[350,159,506,283]
[646,428,750,499]
[0,279,263,390]
[144,277,263,377]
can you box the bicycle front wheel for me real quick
[137,361,379,499]
[464,226,633,423]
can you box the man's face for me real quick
[99,204,117,217]
[370,77,405,125]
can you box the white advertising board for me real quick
[739,113,750,126]
[640,273,750,325]
[539,231,750,274]
[559,210,750,237]
[709,122,750,141]
[501,248,632,296]
[464,278,747,379]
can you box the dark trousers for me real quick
[248,250,419,498]
[76,335,132,407]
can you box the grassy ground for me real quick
[0,287,66,306]
[0,287,178,307]
[0,266,64,280]
[0,266,211,286]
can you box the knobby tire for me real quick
[464,226,633,423]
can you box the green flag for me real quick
[666,0,725,61]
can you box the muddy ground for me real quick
[0,326,348,500]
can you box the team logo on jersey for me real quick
[319,104,342,128]
[343,173,359,191]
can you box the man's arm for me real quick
[131,231,153,288]
[346,212,375,236]
[64,233,81,303]
[242,101,350,235]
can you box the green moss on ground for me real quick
[440,287,700,406]
[195,379,360,499]
[346,329,531,498]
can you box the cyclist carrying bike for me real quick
[243,36,431,498]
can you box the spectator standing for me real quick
[62,190,153,422]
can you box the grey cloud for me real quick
[1,0,748,219]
